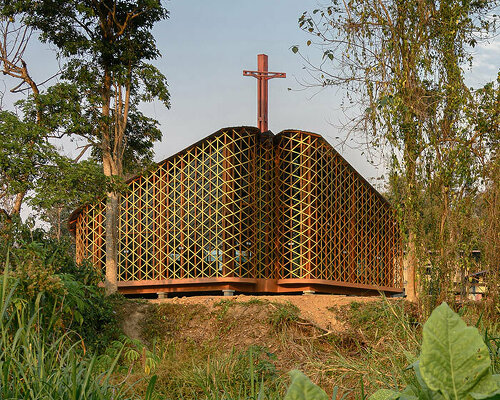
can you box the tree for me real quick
[0,108,107,243]
[0,16,44,215]
[295,0,498,305]
[0,111,57,217]
[465,74,500,315]
[9,0,171,293]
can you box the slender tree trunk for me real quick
[105,186,119,294]
[439,186,451,303]
[403,119,419,303]
[101,69,120,295]
[101,70,129,295]
[406,230,418,302]
[103,150,120,294]
[484,161,499,316]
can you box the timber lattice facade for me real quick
[69,127,403,295]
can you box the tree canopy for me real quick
[294,0,499,309]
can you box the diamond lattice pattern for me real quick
[74,127,402,288]
[275,131,402,287]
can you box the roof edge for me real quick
[275,129,392,209]
[68,126,261,233]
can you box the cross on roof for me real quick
[243,54,286,133]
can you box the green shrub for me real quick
[1,221,121,352]
[0,262,157,400]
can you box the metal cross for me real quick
[243,54,286,133]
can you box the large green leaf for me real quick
[284,370,328,400]
[412,361,444,400]
[399,385,419,400]
[420,303,497,399]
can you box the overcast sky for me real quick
[3,0,499,189]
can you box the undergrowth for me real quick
[121,295,499,399]
[116,297,428,399]
[0,256,157,399]
[3,225,495,400]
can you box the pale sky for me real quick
[3,0,499,191]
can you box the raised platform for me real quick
[116,277,403,296]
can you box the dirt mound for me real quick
[151,294,381,332]
[116,295,416,400]
[120,294,383,362]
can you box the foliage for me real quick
[0,111,57,208]
[1,0,171,293]
[97,334,160,376]
[284,370,328,400]
[295,0,499,307]
[285,303,500,400]
[417,303,499,399]
[0,221,121,352]
[0,107,107,235]
[0,19,110,221]
[0,260,157,400]
[5,0,172,176]
[147,344,284,400]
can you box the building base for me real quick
[116,277,403,296]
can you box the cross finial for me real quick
[243,54,286,132]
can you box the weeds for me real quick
[268,302,300,329]
[0,257,156,399]
[141,303,207,343]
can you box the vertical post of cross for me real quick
[244,54,286,133]
[258,54,268,132]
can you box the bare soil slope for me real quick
[152,294,381,332]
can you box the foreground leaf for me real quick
[368,389,401,399]
[411,361,444,400]
[284,370,328,400]
[470,374,500,399]
[420,303,496,399]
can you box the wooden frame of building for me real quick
[69,127,403,296]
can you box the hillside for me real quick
[116,295,420,399]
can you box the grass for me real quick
[123,339,287,400]
[268,302,300,329]
[6,270,494,400]
[116,296,428,399]
[457,301,500,374]
[0,259,156,400]
[304,298,422,397]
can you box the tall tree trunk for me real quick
[101,69,119,294]
[103,150,120,294]
[484,161,499,316]
[101,70,130,295]
[403,117,419,303]
[10,191,26,215]
[105,187,119,294]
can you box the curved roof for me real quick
[68,126,260,231]
[69,125,392,232]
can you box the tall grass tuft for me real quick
[0,255,156,400]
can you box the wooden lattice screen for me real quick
[275,131,401,287]
[71,127,402,294]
